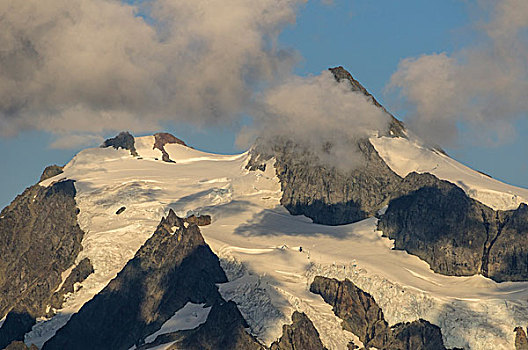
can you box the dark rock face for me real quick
[310,276,390,348]
[329,66,406,138]
[270,311,327,350]
[487,204,528,282]
[176,300,264,350]
[101,131,138,156]
[249,138,402,225]
[49,258,94,310]
[378,172,490,276]
[0,180,85,348]
[515,327,528,350]
[138,300,264,350]
[42,209,227,350]
[387,319,447,350]
[39,165,64,182]
[310,276,450,350]
[379,172,528,281]
[153,132,187,162]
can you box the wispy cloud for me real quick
[387,0,528,147]
[239,70,390,170]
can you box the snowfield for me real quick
[29,135,528,349]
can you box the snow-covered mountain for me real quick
[1,68,528,350]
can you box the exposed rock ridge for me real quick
[378,172,528,282]
[101,131,138,156]
[310,276,452,350]
[141,308,327,350]
[270,311,327,350]
[515,327,528,350]
[153,132,187,162]
[248,137,402,225]
[0,180,85,349]
[42,209,227,350]
[39,165,64,182]
[329,66,406,138]
[49,258,94,311]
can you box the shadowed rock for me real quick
[42,210,227,350]
[101,131,138,156]
[310,276,390,348]
[0,180,85,348]
[49,258,94,311]
[248,137,402,225]
[387,319,447,350]
[379,172,528,281]
[175,300,264,350]
[270,311,327,350]
[310,276,450,350]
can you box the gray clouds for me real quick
[388,0,528,147]
[0,0,302,143]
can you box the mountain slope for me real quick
[2,68,528,349]
[0,179,85,349]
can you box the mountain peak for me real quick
[329,66,406,138]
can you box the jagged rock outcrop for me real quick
[0,180,85,349]
[4,341,38,350]
[42,209,227,350]
[387,319,447,350]
[310,276,390,348]
[184,214,212,226]
[248,137,402,225]
[310,276,450,350]
[39,165,64,182]
[49,258,94,310]
[270,311,327,350]
[153,132,187,162]
[378,172,491,276]
[515,327,528,350]
[101,131,138,156]
[378,172,528,281]
[487,204,528,281]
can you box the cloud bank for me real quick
[0,0,302,140]
[388,0,528,147]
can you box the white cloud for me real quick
[388,0,528,147]
[240,70,390,170]
[0,0,302,138]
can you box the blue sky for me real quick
[1,0,527,208]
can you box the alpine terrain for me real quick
[2,67,528,350]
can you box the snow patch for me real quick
[144,303,211,344]
[370,136,528,210]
